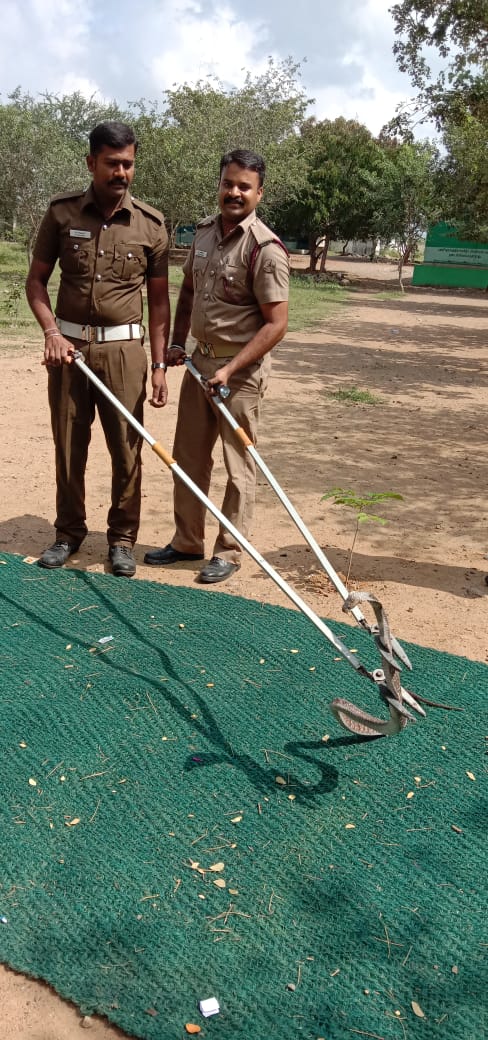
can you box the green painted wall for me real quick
[413,222,488,289]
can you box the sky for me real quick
[1,0,426,135]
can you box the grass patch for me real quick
[372,290,404,301]
[0,241,350,347]
[288,271,349,332]
[327,385,381,405]
[0,241,27,276]
[0,241,186,347]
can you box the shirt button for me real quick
[218,244,223,250]
[95,274,102,282]
[102,224,108,231]
[98,249,104,256]
[73,244,79,251]
[127,252,133,259]
[203,292,209,300]
[210,269,215,276]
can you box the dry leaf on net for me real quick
[209,861,225,872]
[411,1000,425,1018]
[213,878,226,889]
[185,1025,201,1035]
[275,776,287,786]
[65,818,81,827]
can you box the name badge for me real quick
[195,249,207,257]
[70,229,91,239]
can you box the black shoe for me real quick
[144,544,204,566]
[199,557,239,584]
[109,545,136,577]
[38,541,80,569]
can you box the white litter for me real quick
[98,635,114,644]
[199,997,220,1017]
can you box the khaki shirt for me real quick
[183,211,289,354]
[33,185,168,326]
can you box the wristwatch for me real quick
[151,362,167,371]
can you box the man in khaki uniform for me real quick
[144,148,289,583]
[26,121,170,577]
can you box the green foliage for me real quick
[321,487,404,582]
[438,114,488,239]
[287,274,349,332]
[0,89,127,254]
[131,58,310,243]
[327,386,381,405]
[389,0,488,129]
[1,280,23,320]
[371,139,440,278]
[388,4,487,239]
[322,488,404,513]
[279,117,386,270]
[0,237,344,346]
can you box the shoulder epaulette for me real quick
[130,197,164,224]
[49,190,86,205]
[196,215,216,229]
[248,222,289,279]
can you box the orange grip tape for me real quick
[152,442,175,466]
[235,426,252,447]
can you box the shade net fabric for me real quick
[0,552,486,1039]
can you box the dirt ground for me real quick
[1,256,487,1036]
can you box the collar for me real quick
[218,209,258,240]
[81,183,134,219]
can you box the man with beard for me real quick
[144,148,289,584]
[26,121,170,577]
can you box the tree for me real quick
[388,3,487,240]
[131,59,309,244]
[438,114,488,239]
[0,89,126,254]
[372,139,440,287]
[389,0,488,130]
[278,118,386,271]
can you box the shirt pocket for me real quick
[112,245,147,280]
[59,235,92,276]
[221,260,249,302]
[193,255,209,292]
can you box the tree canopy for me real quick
[0,49,483,260]
[390,0,488,127]
[277,117,387,270]
[389,2,488,239]
[131,59,309,242]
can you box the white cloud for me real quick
[149,3,271,91]
[0,0,433,138]
[1,0,93,96]
[313,73,407,134]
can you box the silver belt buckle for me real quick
[201,342,212,356]
[82,324,92,343]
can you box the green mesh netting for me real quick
[0,552,486,1039]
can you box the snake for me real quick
[328,591,460,737]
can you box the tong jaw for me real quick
[330,592,426,737]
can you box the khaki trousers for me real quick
[47,338,147,547]
[171,350,271,564]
